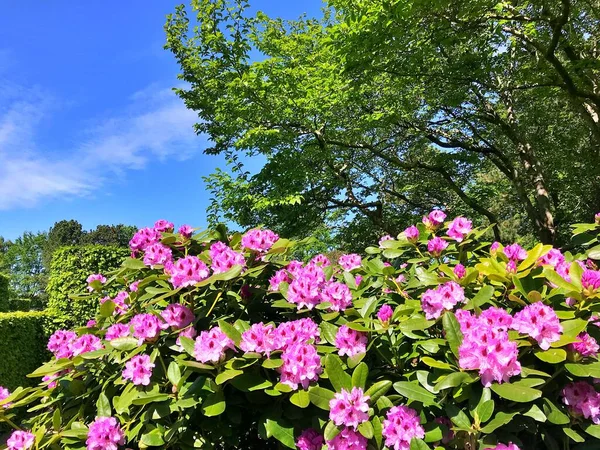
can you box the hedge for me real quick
[44,245,129,334]
[0,311,49,390]
[0,273,8,312]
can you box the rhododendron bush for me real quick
[3,214,600,450]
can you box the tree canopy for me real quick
[165,0,600,249]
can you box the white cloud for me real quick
[0,81,203,210]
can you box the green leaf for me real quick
[262,358,283,369]
[109,337,139,351]
[230,373,272,392]
[470,285,495,308]
[542,398,570,425]
[523,404,546,422]
[534,348,567,363]
[562,426,585,443]
[265,418,296,449]
[373,415,383,448]
[324,421,341,441]
[178,336,197,358]
[421,357,453,370]
[140,428,165,446]
[167,361,181,386]
[565,362,600,378]
[434,372,476,391]
[96,392,111,417]
[309,386,335,410]
[365,380,392,404]
[442,312,463,358]
[409,438,430,450]
[358,421,374,439]
[218,320,242,346]
[475,400,494,424]
[325,354,352,392]
[290,390,310,408]
[490,383,542,403]
[393,381,437,405]
[320,321,339,345]
[561,318,589,337]
[480,411,519,433]
[582,423,600,439]
[123,257,146,269]
[216,369,243,385]
[445,404,471,429]
[202,390,226,417]
[352,363,369,389]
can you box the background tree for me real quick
[165,0,599,248]
[42,219,84,268]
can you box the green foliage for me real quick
[44,246,129,334]
[0,273,8,312]
[4,216,600,449]
[0,311,49,390]
[166,0,600,247]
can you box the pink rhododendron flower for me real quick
[404,225,420,242]
[86,416,125,450]
[538,248,565,267]
[178,224,194,238]
[296,428,323,450]
[287,275,322,310]
[326,427,368,450]
[447,216,472,242]
[511,302,562,350]
[166,256,210,288]
[423,210,446,228]
[335,325,367,357]
[129,281,140,292]
[47,330,77,359]
[129,227,161,254]
[493,444,520,450]
[269,268,291,291]
[154,219,174,233]
[209,241,245,273]
[378,304,393,323]
[194,326,234,363]
[570,332,599,357]
[454,263,466,279]
[280,342,322,389]
[427,236,448,256]
[0,386,11,408]
[338,253,362,271]
[131,313,165,343]
[421,281,465,320]
[86,319,96,328]
[71,334,103,356]
[105,323,130,341]
[86,273,106,291]
[143,242,173,268]
[161,303,194,330]
[355,275,363,286]
[240,323,277,355]
[562,381,600,424]
[379,235,394,248]
[6,430,35,450]
[275,318,319,350]
[310,253,331,267]
[322,281,353,311]
[122,354,155,386]
[434,417,454,445]
[241,228,279,252]
[582,269,600,294]
[329,387,370,429]
[490,241,501,254]
[382,405,425,450]
[595,212,600,224]
[503,243,527,261]
[479,307,513,330]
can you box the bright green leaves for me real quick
[490,383,542,403]
[201,390,226,417]
[442,312,463,359]
[309,386,335,410]
[217,320,242,346]
[325,354,352,392]
[352,363,369,389]
[393,381,437,405]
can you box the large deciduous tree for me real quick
[165,0,600,247]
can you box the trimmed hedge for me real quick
[44,245,129,334]
[0,273,8,312]
[0,311,49,390]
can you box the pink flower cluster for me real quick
[178,224,194,238]
[131,313,165,343]
[311,254,331,267]
[153,219,174,232]
[241,228,279,252]
[129,227,161,254]
[161,303,194,330]
[335,325,367,357]
[6,431,35,450]
[86,416,125,450]
[275,318,320,349]
[71,334,103,356]
[570,332,599,356]
[582,268,600,294]
[166,256,210,288]
[423,210,446,228]
[493,444,520,450]
[421,281,465,320]
[0,385,11,408]
[209,241,245,273]
[321,281,353,312]
[86,273,106,291]
[240,323,277,355]
[454,263,466,279]
[404,225,419,242]
[326,427,367,450]
[48,330,77,359]
[382,405,425,450]
[296,429,324,450]
[427,236,448,257]
[457,309,521,386]
[512,302,562,350]
[279,342,322,389]
[122,354,155,386]
[338,253,362,271]
[194,326,235,363]
[447,216,472,242]
[329,387,370,429]
[538,248,571,282]
[562,381,600,424]
[378,304,393,322]
[105,323,130,341]
[143,242,173,268]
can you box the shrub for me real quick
[44,245,129,334]
[3,216,600,449]
[0,311,49,390]
[0,273,9,313]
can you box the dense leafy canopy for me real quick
[165,0,600,249]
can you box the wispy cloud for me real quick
[0,81,203,210]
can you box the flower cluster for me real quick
[296,429,324,450]
[582,268,600,294]
[335,325,367,357]
[129,226,161,254]
[423,209,446,228]
[377,304,393,323]
[382,405,425,450]
[562,381,600,424]
[338,253,362,271]
[420,281,465,320]
[512,302,562,350]
[143,242,173,268]
[0,385,11,408]
[241,228,279,252]
[569,332,599,357]
[6,431,35,450]
[447,216,472,241]
[131,313,165,343]
[47,330,77,359]
[122,354,155,386]
[209,241,245,273]
[326,427,368,450]
[329,387,370,429]
[194,326,235,363]
[240,322,277,355]
[71,334,103,356]
[427,236,448,256]
[86,273,106,291]
[404,225,419,242]
[279,342,322,390]
[85,416,125,450]
[100,291,129,315]
[161,303,194,330]
[166,255,210,288]
[105,323,130,341]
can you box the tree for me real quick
[82,224,137,247]
[43,220,84,268]
[165,0,600,247]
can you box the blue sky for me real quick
[0,0,323,240]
